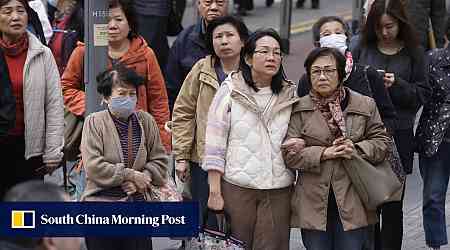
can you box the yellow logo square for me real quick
[11,210,35,229]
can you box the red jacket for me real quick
[61,36,171,152]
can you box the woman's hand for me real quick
[383,73,395,88]
[121,181,137,195]
[176,160,190,183]
[208,192,224,211]
[322,138,355,160]
[133,171,152,193]
[282,138,306,155]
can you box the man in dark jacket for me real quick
[134,0,170,71]
[297,16,397,133]
[407,0,446,49]
[165,0,228,112]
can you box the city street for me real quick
[152,0,450,249]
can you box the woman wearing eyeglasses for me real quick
[202,29,298,250]
[283,47,390,250]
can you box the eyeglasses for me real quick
[254,49,282,59]
[201,0,226,7]
[310,67,337,78]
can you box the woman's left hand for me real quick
[122,181,137,195]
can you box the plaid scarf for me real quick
[0,34,28,57]
[310,87,347,138]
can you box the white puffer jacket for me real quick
[203,72,299,189]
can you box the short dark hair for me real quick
[361,0,419,55]
[312,16,351,46]
[2,181,67,248]
[108,0,139,39]
[304,47,347,84]
[240,28,286,94]
[205,15,249,58]
[96,63,145,97]
[4,181,66,202]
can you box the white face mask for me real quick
[319,34,348,55]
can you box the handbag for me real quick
[186,210,245,250]
[167,0,184,36]
[64,108,84,161]
[342,140,403,210]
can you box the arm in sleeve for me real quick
[366,66,397,133]
[80,115,135,188]
[42,48,64,164]
[146,49,171,152]
[430,0,447,48]
[60,46,85,116]
[172,60,203,161]
[282,113,325,174]
[390,49,432,110]
[355,99,391,164]
[201,83,232,174]
[141,112,169,187]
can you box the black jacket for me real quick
[415,48,450,157]
[0,49,16,137]
[407,0,447,50]
[298,63,397,133]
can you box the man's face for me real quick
[197,0,228,24]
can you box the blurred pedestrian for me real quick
[49,0,83,75]
[296,0,319,9]
[406,0,446,50]
[61,0,171,153]
[165,0,228,112]
[0,0,64,199]
[352,0,431,249]
[415,21,450,250]
[284,47,390,250]
[1,180,83,250]
[133,0,170,71]
[81,64,168,250]
[203,29,297,250]
[298,16,397,134]
[172,15,248,228]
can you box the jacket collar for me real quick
[188,20,207,50]
[293,88,372,117]
[199,55,220,89]
[26,31,45,57]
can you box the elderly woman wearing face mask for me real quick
[81,64,168,250]
[298,16,397,134]
[283,47,391,250]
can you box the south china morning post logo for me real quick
[11,210,35,229]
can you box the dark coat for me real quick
[415,48,450,157]
[298,63,397,133]
[0,49,16,137]
[407,0,447,49]
[165,20,209,112]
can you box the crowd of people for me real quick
[0,0,449,250]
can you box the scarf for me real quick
[344,51,353,82]
[310,87,347,138]
[0,34,28,57]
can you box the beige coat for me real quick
[284,89,390,231]
[172,55,220,163]
[80,110,168,200]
